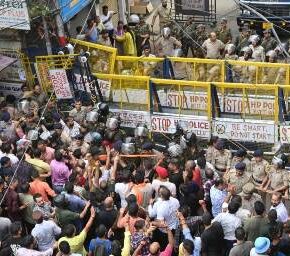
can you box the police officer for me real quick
[235,26,251,56]
[239,182,262,213]
[216,18,232,44]
[211,140,232,176]
[134,15,151,56]
[261,30,277,55]
[194,24,208,58]
[249,35,265,62]
[231,148,251,174]
[180,17,196,57]
[152,0,171,31]
[261,156,288,195]
[155,27,182,57]
[225,162,251,194]
[250,149,270,187]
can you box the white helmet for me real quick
[163,27,171,37]
[106,117,119,130]
[249,35,260,44]
[225,44,236,55]
[128,14,140,25]
[167,142,183,157]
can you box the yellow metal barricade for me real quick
[94,73,150,112]
[213,82,279,122]
[115,56,164,77]
[168,57,225,82]
[35,54,77,70]
[226,60,290,85]
[70,38,117,75]
[150,78,212,119]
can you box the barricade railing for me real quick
[168,57,225,82]
[226,60,290,85]
[213,82,279,123]
[150,78,211,118]
[114,56,164,77]
[94,73,150,112]
[70,38,117,75]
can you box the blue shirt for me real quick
[210,185,227,217]
[86,26,99,43]
[89,237,112,255]
[183,227,201,256]
[63,193,86,213]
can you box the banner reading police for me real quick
[151,114,211,138]
[0,0,30,30]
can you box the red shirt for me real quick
[192,167,202,187]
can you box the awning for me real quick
[0,55,17,72]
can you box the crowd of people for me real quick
[0,83,290,256]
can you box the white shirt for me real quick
[213,212,242,240]
[115,182,131,208]
[152,179,176,197]
[16,247,53,256]
[101,11,114,30]
[31,220,61,251]
[270,202,288,223]
[148,197,180,231]
[0,151,19,165]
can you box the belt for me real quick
[252,175,262,184]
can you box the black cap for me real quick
[253,149,263,157]
[235,148,246,158]
[235,162,246,171]
[215,140,225,150]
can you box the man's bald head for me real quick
[210,32,217,42]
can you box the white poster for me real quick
[111,109,151,128]
[213,120,277,143]
[0,0,30,30]
[49,69,73,99]
[0,81,23,97]
[151,114,211,137]
[0,55,17,72]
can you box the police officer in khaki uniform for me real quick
[250,149,270,187]
[152,0,171,31]
[262,156,289,195]
[225,162,251,194]
[211,140,232,176]
[239,182,262,213]
[231,148,251,174]
[261,30,277,55]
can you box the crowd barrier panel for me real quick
[114,56,164,77]
[70,38,117,75]
[168,57,225,82]
[213,82,279,123]
[226,60,290,85]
